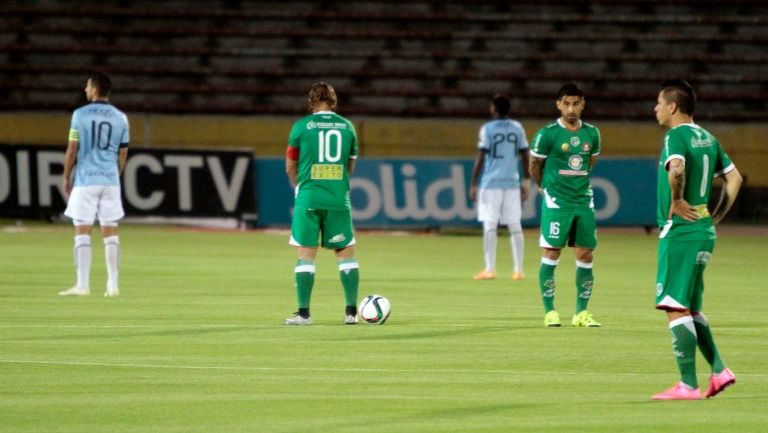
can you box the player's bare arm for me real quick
[469,150,487,201]
[520,149,531,201]
[348,158,356,176]
[118,148,128,173]
[286,158,298,188]
[667,158,698,221]
[711,167,743,224]
[589,155,598,170]
[529,156,545,193]
[62,140,78,198]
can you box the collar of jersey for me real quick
[314,110,335,114]
[671,122,699,130]
[557,118,582,129]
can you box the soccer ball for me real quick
[358,295,391,325]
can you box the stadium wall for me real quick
[0,112,763,185]
[0,112,765,224]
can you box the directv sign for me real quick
[254,157,656,227]
[0,144,254,218]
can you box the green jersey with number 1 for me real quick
[657,123,734,240]
[530,119,601,209]
[288,111,358,210]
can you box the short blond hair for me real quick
[308,82,337,111]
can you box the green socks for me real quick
[338,258,359,308]
[539,258,558,312]
[669,316,698,388]
[693,313,726,374]
[295,260,315,310]
[575,261,594,313]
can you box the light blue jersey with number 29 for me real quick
[478,119,528,189]
[69,101,130,187]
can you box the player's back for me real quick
[71,102,129,187]
[478,119,528,189]
[657,123,733,239]
[289,111,358,210]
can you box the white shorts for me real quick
[64,185,125,226]
[477,188,521,225]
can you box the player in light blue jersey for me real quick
[60,73,129,298]
[469,94,530,281]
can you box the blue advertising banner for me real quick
[254,157,657,227]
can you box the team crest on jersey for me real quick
[568,155,583,170]
[561,143,569,152]
[306,121,317,129]
[570,136,581,146]
[582,143,590,152]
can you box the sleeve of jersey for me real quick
[518,123,529,150]
[478,125,489,150]
[529,130,548,158]
[68,113,79,142]
[286,146,299,161]
[120,117,130,148]
[286,122,302,161]
[714,143,735,177]
[664,132,686,169]
[592,127,601,156]
[349,123,358,159]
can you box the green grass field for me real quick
[1,223,767,433]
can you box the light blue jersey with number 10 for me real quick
[69,101,130,187]
[478,118,528,189]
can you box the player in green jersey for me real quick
[529,83,602,328]
[284,82,361,326]
[651,80,742,400]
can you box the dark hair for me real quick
[491,93,511,116]
[308,82,337,111]
[88,72,112,96]
[556,83,584,100]
[660,79,696,115]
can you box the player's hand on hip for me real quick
[670,199,698,222]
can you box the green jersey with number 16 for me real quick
[657,123,734,240]
[530,119,601,209]
[288,111,358,210]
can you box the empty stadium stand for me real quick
[1,0,766,120]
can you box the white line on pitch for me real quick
[2,359,767,377]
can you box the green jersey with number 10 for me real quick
[288,111,358,210]
[657,123,734,240]
[530,119,601,209]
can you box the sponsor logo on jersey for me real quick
[307,121,317,129]
[329,234,346,243]
[690,128,714,148]
[568,155,583,170]
[570,136,581,146]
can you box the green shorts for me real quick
[539,208,597,249]
[655,238,714,312]
[290,207,356,249]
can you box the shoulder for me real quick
[72,104,89,116]
[335,114,356,131]
[534,122,558,136]
[507,119,526,132]
[111,106,129,123]
[582,121,600,135]
[290,115,314,132]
